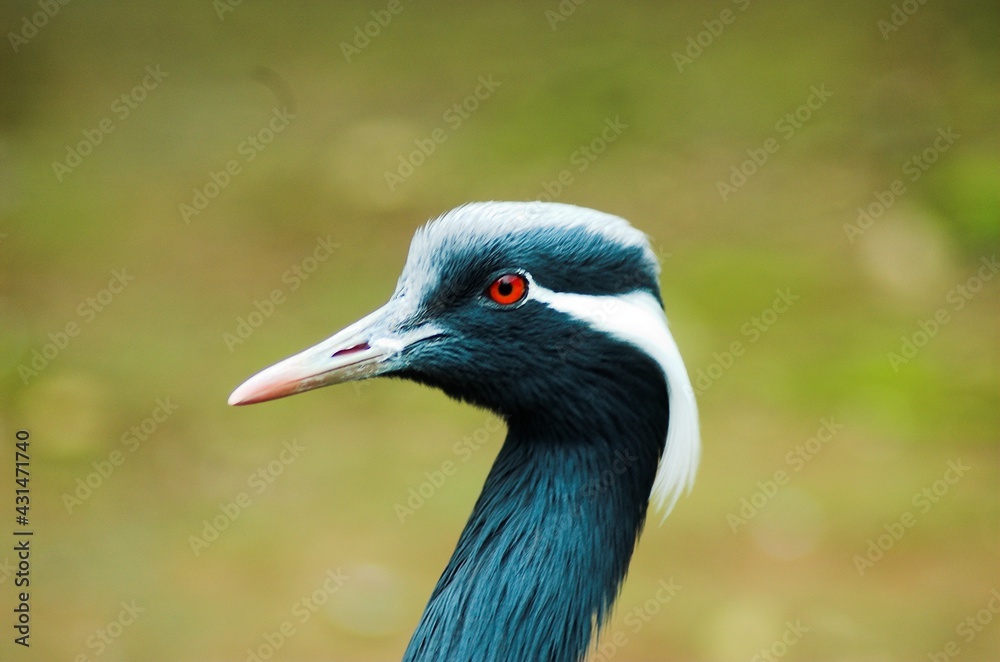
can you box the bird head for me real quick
[229,201,699,514]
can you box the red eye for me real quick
[488,273,528,306]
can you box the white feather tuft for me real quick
[529,285,700,520]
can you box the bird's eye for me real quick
[487,273,528,306]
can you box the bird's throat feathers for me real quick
[403,350,669,662]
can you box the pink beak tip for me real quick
[228,373,293,407]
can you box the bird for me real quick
[228,201,700,662]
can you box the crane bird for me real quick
[229,201,700,662]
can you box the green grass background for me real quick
[0,1,998,660]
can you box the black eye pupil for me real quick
[498,281,512,296]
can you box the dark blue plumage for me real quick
[229,201,700,662]
[402,336,668,661]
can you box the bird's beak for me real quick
[228,304,434,406]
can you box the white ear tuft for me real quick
[528,286,700,519]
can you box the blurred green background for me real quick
[1,1,998,660]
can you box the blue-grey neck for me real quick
[402,342,669,662]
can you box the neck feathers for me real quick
[403,352,668,662]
